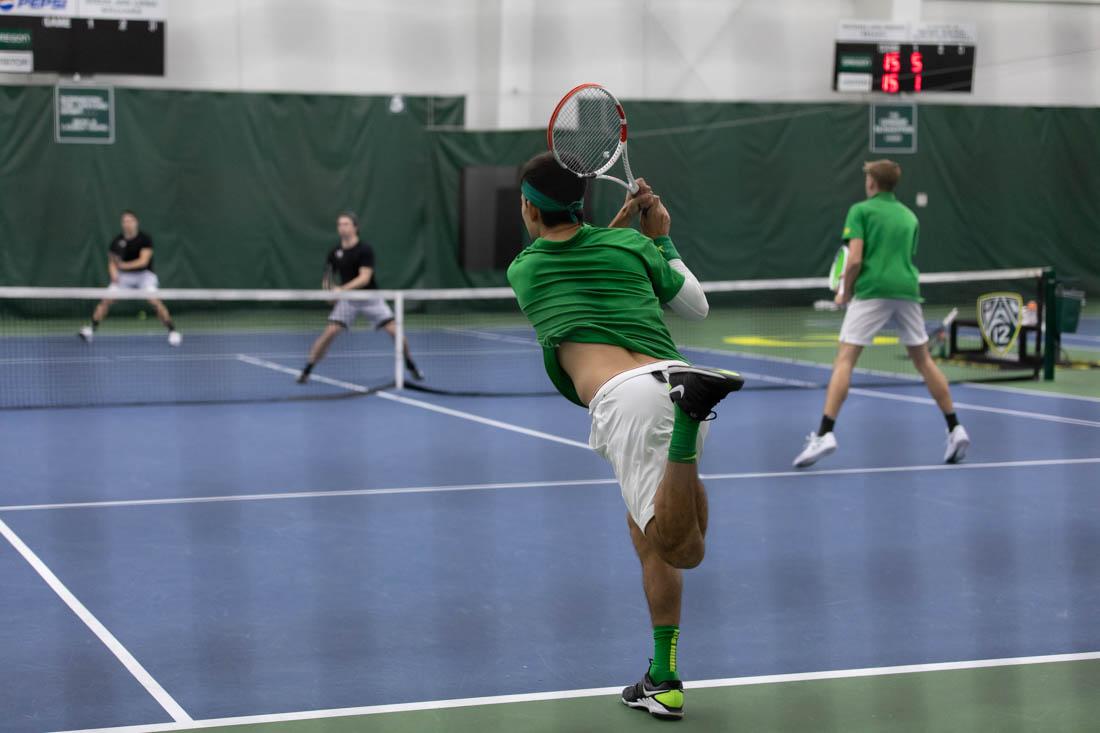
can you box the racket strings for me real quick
[552,87,623,176]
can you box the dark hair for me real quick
[121,209,138,220]
[519,151,586,227]
[337,211,359,230]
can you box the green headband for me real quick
[521,180,583,223]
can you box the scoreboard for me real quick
[833,21,976,94]
[0,0,165,76]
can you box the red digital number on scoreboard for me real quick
[881,51,902,93]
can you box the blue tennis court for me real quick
[1,331,1098,732]
[4,1,1100,728]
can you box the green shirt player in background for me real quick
[793,160,970,468]
[508,152,744,721]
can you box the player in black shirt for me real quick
[298,212,423,383]
[78,211,181,346]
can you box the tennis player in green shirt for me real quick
[793,160,970,468]
[508,152,744,721]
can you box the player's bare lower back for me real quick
[559,342,666,406]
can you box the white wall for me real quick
[3,0,1098,126]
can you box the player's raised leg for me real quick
[645,365,739,567]
[648,462,708,568]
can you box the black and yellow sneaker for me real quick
[664,365,745,421]
[621,671,685,720]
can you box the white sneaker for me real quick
[944,425,970,464]
[168,330,182,347]
[793,431,837,468]
[78,325,94,343]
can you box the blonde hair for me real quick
[863,160,901,192]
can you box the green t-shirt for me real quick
[507,225,687,406]
[842,192,922,301]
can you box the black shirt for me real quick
[109,231,154,272]
[326,241,376,289]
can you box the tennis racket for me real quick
[323,259,340,290]
[548,83,638,194]
[828,245,849,294]
[323,262,340,305]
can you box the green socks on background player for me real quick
[668,406,700,463]
[649,625,680,683]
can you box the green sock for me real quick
[649,626,680,683]
[668,406,700,463]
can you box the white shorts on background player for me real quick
[329,298,395,329]
[108,270,160,291]
[588,360,709,532]
[839,298,929,347]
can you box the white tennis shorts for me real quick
[588,360,710,532]
[108,270,159,291]
[329,297,395,329]
[839,298,929,347]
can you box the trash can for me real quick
[1056,287,1085,334]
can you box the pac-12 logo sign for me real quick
[977,292,1023,357]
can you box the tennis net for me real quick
[0,267,1049,409]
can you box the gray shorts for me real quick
[839,298,929,347]
[109,271,160,291]
[329,297,395,329]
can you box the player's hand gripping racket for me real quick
[548,83,639,193]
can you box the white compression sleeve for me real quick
[668,259,709,320]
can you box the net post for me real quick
[1042,269,1057,381]
[394,291,406,390]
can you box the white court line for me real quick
[236,354,591,450]
[447,327,539,346]
[374,391,591,449]
[686,344,1100,405]
[0,478,618,513]
[961,380,1100,405]
[703,456,1100,482]
[50,650,1100,733]
[235,354,373,393]
[684,352,1096,428]
[241,350,1098,452]
[848,388,1100,429]
[3,457,1097,514]
[732,368,819,389]
[0,518,191,723]
[683,345,924,384]
[682,346,1100,423]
